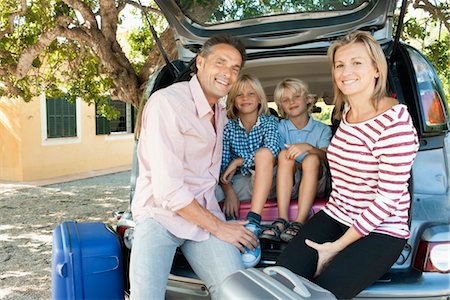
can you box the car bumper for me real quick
[356,272,450,299]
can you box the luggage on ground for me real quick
[218,266,336,299]
[52,221,124,300]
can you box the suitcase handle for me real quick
[57,263,67,278]
[263,266,312,298]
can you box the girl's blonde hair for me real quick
[273,78,315,119]
[328,31,388,120]
[227,74,269,119]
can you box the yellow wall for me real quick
[0,97,23,181]
[0,96,134,182]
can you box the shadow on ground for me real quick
[0,171,130,300]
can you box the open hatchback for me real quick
[115,0,450,299]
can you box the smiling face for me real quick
[196,43,243,105]
[279,87,309,119]
[333,42,379,100]
[234,82,260,117]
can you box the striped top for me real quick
[323,104,419,239]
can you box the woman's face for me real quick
[234,82,260,116]
[333,42,379,100]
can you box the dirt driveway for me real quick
[0,171,130,300]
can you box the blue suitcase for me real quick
[52,221,124,300]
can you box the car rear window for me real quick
[177,0,370,26]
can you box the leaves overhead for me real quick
[0,0,174,112]
[0,0,448,113]
[401,0,450,102]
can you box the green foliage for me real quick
[0,0,163,119]
[121,4,166,75]
[399,4,450,106]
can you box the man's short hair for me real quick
[192,34,246,73]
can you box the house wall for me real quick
[0,97,23,181]
[0,96,134,182]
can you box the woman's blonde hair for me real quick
[226,74,269,119]
[273,78,315,119]
[328,31,388,120]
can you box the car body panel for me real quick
[114,1,450,299]
[154,0,396,51]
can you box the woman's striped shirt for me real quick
[323,104,419,239]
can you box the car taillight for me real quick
[414,241,450,273]
[117,225,128,238]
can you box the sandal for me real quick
[259,218,289,241]
[280,222,303,242]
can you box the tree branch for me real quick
[61,0,98,30]
[124,0,164,16]
[0,0,27,39]
[100,0,119,43]
[412,0,450,33]
[0,68,25,99]
[138,29,177,85]
[13,17,91,79]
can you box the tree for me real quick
[402,0,449,103]
[1,0,448,115]
[0,0,177,117]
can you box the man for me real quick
[129,35,257,299]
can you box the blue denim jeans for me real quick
[129,217,243,300]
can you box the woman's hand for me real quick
[305,239,341,278]
[305,227,361,278]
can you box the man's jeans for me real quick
[129,217,244,299]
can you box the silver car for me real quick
[117,0,450,298]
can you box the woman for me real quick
[276,31,419,299]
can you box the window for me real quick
[46,97,77,138]
[178,0,369,25]
[96,100,135,135]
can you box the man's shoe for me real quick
[241,223,261,268]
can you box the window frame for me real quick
[40,94,82,146]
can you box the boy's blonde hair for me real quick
[227,74,270,120]
[274,78,315,119]
[328,31,388,120]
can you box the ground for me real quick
[0,171,130,300]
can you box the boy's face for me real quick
[279,87,309,118]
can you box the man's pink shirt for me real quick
[131,76,227,241]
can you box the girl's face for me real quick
[280,87,309,118]
[333,42,379,100]
[234,82,260,116]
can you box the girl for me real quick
[219,74,280,267]
[260,78,332,242]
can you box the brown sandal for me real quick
[280,222,303,242]
[259,218,289,241]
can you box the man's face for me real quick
[196,43,243,104]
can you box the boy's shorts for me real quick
[215,168,277,202]
[291,160,331,199]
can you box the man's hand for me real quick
[213,220,258,253]
[176,199,259,253]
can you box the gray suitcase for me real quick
[218,266,336,300]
